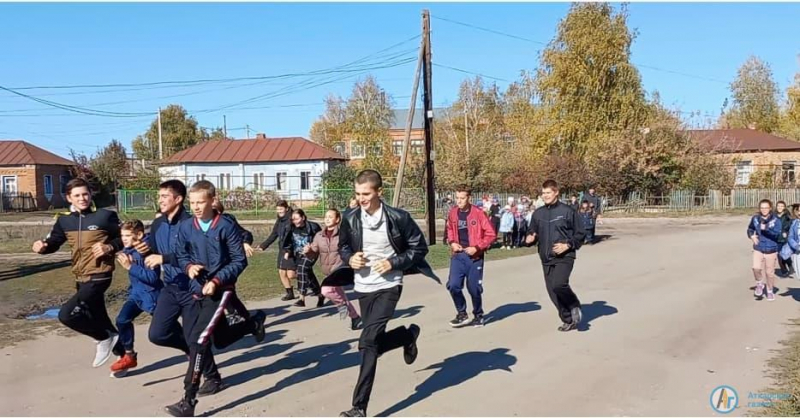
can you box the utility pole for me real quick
[422,9,437,245]
[223,115,227,138]
[246,124,250,139]
[392,32,425,207]
[157,107,163,160]
[464,109,469,154]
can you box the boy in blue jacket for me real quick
[110,220,161,377]
[747,199,782,301]
[166,180,249,417]
[579,201,596,244]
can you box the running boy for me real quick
[110,220,162,377]
[579,200,595,244]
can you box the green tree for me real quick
[779,72,800,140]
[536,3,648,157]
[724,56,781,132]
[91,139,128,192]
[131,104,204,160]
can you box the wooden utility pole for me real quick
[392,32,425,207]
[246,124,250,139]
[422,9,437,244]
[157,107,163,160]
[223,115,228,138]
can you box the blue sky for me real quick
[1,2,799,158]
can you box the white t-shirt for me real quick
[354,205,403,293]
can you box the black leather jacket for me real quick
[338,202,433,277]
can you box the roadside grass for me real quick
[749,318,800,416]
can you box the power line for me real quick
[0,85,155,118]
[431,14,729,85]
[433,63,511,82]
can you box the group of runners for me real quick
[32,169,590,417]
[748,199,800,302]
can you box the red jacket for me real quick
[447,204,497,258]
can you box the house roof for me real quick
[390,108,446,130]
[687,129,800,153]
[163,137,346,164]
[0,140,74,166]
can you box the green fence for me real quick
[118,187,427,218]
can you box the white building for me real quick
[159,135,347,200]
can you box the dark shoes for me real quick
[339,407,366,417]
[404,324,421,365]
[165,398,196,417]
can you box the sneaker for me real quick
[570,306,583,326]
[252,311,267,343]
[93,332,120,368]
[351,316,363,331]
[293,298,306,307]
[449,312,470,328]
[767,291,776,301]
[197,378,227,397]
[339,407,366,417]
[317,295,326,308]
[469,315,485,327]
[281,292,297,301]
[755,281,765,297]
[403,324,420,365]
[165,398,196,417]
[558,322,578,332]
[110,352,138,374]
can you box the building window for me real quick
[333,142,346,157]
[735,161,753,186]
[782,161,796,184]
[2,176,18,194]
[276,172,287,191]
[300,171,311,190]
[411,140,424,155]
[253,173,265,190]
[59,175,69,194]
[195,174,206,182]
[392,140,403,156]
[351,143,365,159]
[44,175,53,196]
[217,173,231,190]
[371,144,383,157]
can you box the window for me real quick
[370,144,383,157]
[351,143,365,159]
[43,175,53,196]
[2,176,18,194]
[735,161,753,186]
[411,140,424,155]
[782,161,796,184]
[218,173,231,190]
[253,173,265,190]
[59,175,69,194]
[276,172,287,191]
[195,173,206,182]
[333,142,346,157]
[300,171,311,190]
[392,140,404,156]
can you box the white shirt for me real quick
[354,204,403,293]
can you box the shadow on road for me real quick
[0,260,71,281]
[578,301,618,332]
[376,348,517,417]
[780,287,800,302]
[484,301,541,324]
[202,339,360,416]
[126,354,186,378]
[394,305,424,319]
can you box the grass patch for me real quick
[749,318,800,416]
[0,235,535,348]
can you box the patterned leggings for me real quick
[296,255,321,296]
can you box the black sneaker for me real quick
[293,298,306,307]
[252,310,267,343]
[469,315,485,327]
[404,324,420,365]
[165,398,196,417]
[281,292,297,301]
[557,322,578,332]
[351,316,363,331]
[449,312,470,328]
[570,307,582,326]
[339,407,366,417]
[317,295,326,308]
[197,378,227,397]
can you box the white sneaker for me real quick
[93,332,119,368]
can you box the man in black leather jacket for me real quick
[337,170,430,417]
[525,179,586,332]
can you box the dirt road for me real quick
[2,216,797,416]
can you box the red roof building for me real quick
[0,140,73,211]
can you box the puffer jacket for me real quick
[308,227,344,276]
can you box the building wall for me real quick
[719,151,800,185]
[159,160,338,199]
[0,165,70,210]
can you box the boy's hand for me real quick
[116,253,132,270]
[450,243,463,253]
[32,240,48,254]
[145,254,163,269]
[188,264,204,279]
[464,247,478,256]
[243,243,255,258]
[134,241,151,255]
[552,243,570,255]
[91,242,113,258]
[525,233,537,245]
[752,235,760,246]
[349,252,367,269]
[373,259,392,275]
[202,281,217,296]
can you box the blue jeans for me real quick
[116,299,145,352]
[447,252,485,316]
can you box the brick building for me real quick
[0,140,73,211]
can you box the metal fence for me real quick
[602,189,800,213]
[0,192,37,212]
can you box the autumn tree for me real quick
[91,140,128,193]
[131,104,205,160]
[724,56,781,132]
[779,72,800,140]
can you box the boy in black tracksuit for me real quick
[165,181,248,417]
[525,180,586,332]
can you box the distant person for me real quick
[583,187,603,236]
[258,200,298,301]
[748,199,782,302]
[569,195,579,211]
[489,198,501,237]
[578,201,595,244]
[784,204,800,281]
[499,205,514,250]
[775,201,794,277]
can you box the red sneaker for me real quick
[110,353,138,373]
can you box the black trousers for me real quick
[58,279,118,341]
[542,259,581,323]
[352,286,414,411]
[296,255,321,296]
